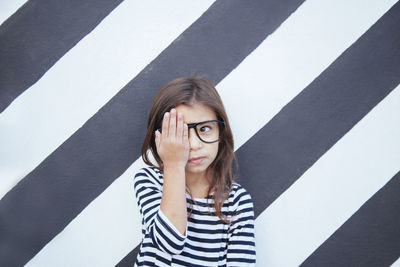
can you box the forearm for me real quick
[160,164,187,235]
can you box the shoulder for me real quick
[133,166,163,187]
[228,182,254,211]
[134,166,162,177]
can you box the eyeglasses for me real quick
[157,120,225,143]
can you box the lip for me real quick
[188,157,205,165]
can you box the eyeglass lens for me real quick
[156,120,223,143]
[192,121,221,143]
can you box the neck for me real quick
[185,171,211,197]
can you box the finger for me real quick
[176,112,183,140]
[155,130,161,149]
[183,123,188,145]
[162,112,169,137]
[169,108,177,138]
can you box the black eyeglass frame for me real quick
[156,119,225,143]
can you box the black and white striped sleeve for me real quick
[133,167,187,255]
[227,186,256,266]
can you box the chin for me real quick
[185,166,206,174]
[185,164,209,175]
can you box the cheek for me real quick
[209,143,219,161]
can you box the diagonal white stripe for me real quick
[26,157,147,267]
[392,257,400,267]
[218,0,397,151]
[255,85,400,266]
[25,0,398,266]
[0,0,27,26]
[0,0,215,200]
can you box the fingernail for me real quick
[164,112,169,117]
[171,108,176,113]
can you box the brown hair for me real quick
[141,75,237,222]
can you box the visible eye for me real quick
[199,125,212,133]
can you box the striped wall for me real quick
[1,0,399,266]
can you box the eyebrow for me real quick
[185,120,217,125]
[156,120,222,131]
[184,119,217,123]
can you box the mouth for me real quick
[188,157,205,165]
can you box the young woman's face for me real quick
[175,102,219,177]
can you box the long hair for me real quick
[141,75,237,221]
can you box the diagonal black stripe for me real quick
[119,2,400,265]
[0,0,124,113]
[0,0,306,266]
[235,2,400,217]
[116,246,139,267]
[300,171,400,267]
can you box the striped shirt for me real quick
[133,166,256,266]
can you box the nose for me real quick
[188,128,202,150]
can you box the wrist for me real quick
[163,162,186,172]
